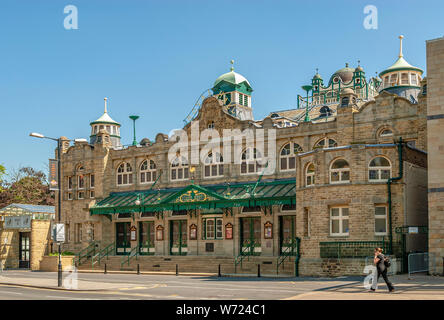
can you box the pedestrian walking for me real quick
[370,247,395,292]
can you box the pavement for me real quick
[0,270,442,299]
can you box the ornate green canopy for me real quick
[90,179,296,215]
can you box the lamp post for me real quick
[129,115,139,146]
[301,85,313,122]
[29,133,87,287]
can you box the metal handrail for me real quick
[277,238,300,274]
[120,245,139,268]
[92,242,115,269]
[76,241,98,266]
[234,240,256,271]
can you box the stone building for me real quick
[0,204,54,270]
[426,36,444,275]
[57,36,428,276]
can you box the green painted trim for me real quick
[379,67,423,77]
[90,121,121,126]
[381,85,421,91]
[90,134,121,139]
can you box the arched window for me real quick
[369,157,391,181]
[171,155,189,181]
[241,148,263,175]
[280,142,303,171]
[379,129,393,137]
[330,159,350,184]
[305,163,315,186]
[117,162,133,186]
[314,138,337,149]
[140,160,156,184]
[204,153,224,178]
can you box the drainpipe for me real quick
[387,138,403,255]
[294,237,301,277]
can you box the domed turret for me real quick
[312,69,323,93]
[212,60,253,120]
[378,35,423,102]
[330,63,355,84]
[90,98,122,148]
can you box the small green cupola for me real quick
[378,35,423,101]
[311,69,323,93]
[353,61,365,88]
[212,60,254,120]
[89,98,122,148]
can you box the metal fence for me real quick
[320,241,388,259]
[408,252,435,277]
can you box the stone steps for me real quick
[77,255,296,275]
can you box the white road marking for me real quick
[0,291,23,295]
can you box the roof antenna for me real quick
[399,35,404,58]
[230,59,234,71]
[104,97,108,113]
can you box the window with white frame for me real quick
[90,174,95,188]
[241,148,263,175]
[140,160,157,184]
[306,163,315,186]
[330,159,350,183]
[171,155,189,181]
[410,73,418,85]
[78,175,85,189]
[330,207,349,236]
[369,157,391,181]
[280,142,303,171]
[389,73,398,86]
[204,153,224,178]
[401,73,409,85]
[117,162,133,186]
[203,218,223,239]
[68,176,73,190]
[67,192,73,200]
[375,206,387,235]
[90,190,95,198]
[314,138,337,149]
[78,191,84,199]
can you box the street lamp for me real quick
[29,132,75,287]
[301,85,313,122]
[129,115,139,146]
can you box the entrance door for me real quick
[139,221,155,255]
[19,232,30,269]
[115,222,131,255]
[240,217,261,255]
[279,215,296,255]
[170,220,187,255]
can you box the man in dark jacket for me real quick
[370,247,395,292]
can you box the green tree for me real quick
[0,166,54,208]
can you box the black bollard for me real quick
[257,264,261,277]
[104,263,107,274]
[137,264,140,275]
[176,264,179,276]
[218,264,221,277]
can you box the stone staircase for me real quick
[76,255,297,276]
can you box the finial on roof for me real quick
[230,59,234,71]
[104,97,108,113]
[345,63,349,68]
[316,68,319,74]
[358,60,361,66]
[399,35,404,58]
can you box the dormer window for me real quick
[341,97,349,107]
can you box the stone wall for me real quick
[30,220,51,271]
[426,37,444,275]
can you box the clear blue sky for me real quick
[0,0,442,176]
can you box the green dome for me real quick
[313,73,322,80]
[214,70,251,88]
